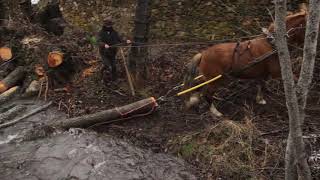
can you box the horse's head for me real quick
[268,8,307,45]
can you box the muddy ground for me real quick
[1,20,320,179]
[47,43,320,179]
[0,100,197,180]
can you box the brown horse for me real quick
[183,10,308,117]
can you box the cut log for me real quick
[0,101,52,129]
[25,80,40,96]
[0,105,27,124]
[0,47,12,61]
[54,97,158,129]
[0,66,25,93]
[34,64,45,76]
[0,86,19,104]
[48,51,63,67]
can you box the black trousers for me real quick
[100,51,117,81]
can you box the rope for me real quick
[115,97,158,118]
[110,34,266,48]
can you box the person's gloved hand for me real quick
[105,44,110,48]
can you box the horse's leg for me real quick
[185,91,201,109]
[203,86,223,117]
[256,81,267,105]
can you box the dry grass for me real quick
[167,113,284,179]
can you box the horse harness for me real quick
[229,34,277,77]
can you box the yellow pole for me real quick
[179,75,203,86]
[177,75,222,96]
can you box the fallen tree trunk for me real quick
[0,101,52,129]
[0,105,27,124]
[0,86,19,104]
[0,66,25,93]
[54,97,158,129]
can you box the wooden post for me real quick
[119,48,135,96]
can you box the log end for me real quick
[35,64,45,76]
[0,47,13,61]
[0,82,8,93]
[48,51,63,68]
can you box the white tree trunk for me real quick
[297,0,320,111]
[274,0,312,180]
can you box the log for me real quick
[47,51,63,68]
[0,66,25,93]
[0,86,19,104]
[55,97,158,129]
[0,101,52,129]
[0,47,12,61]
[0,105,27,124]
[34,64,45,76]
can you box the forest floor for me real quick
[48,43,320,179]
[1,21,320,178]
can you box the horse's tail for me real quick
[183,53,202,88]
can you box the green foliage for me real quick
[88,36,97,46]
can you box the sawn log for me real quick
[55,97,158,129]
[0,66,25,93]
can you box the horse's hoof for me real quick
[257,99,267,105]
[210,105,223,117]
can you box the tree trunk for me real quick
[0,105,27,124]
[297,0,320,112]
[0,0,9,41]
[274,1,312,180]
[32,0,67,36]
[128,0,151,87]
[54,97,158,129]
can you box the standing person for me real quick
[98,18,131,82]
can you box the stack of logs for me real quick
[0,45,68,103]
[0,46,159,130]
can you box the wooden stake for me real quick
[119,48,135,96]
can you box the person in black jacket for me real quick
[98,18,131,82]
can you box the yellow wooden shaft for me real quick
[180,75,204,86]
[177,75,222,96]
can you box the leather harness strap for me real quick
[228,34,277,77]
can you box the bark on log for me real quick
[55,97,158,129]
[0,66,25,93]
[0,105,27,124]
[0,101,52,129]
[0,86,19,104]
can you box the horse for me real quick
[183,10,308,117]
